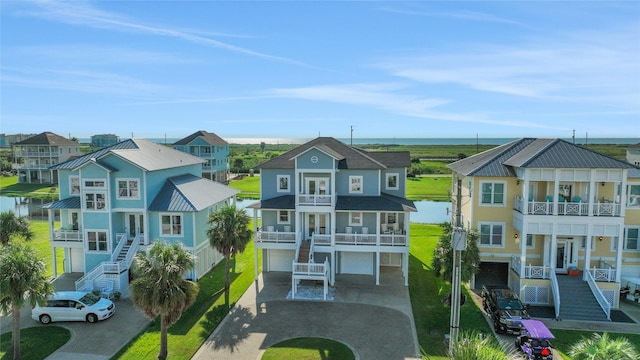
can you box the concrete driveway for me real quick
[0,273,150,360]
[193,270,422,360]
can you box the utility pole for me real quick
[449,178,466,354]
[350,125,354,146]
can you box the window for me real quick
[84,179,105,188]
[480,182,505,205]
[87,230,108,252]
[277,175,290,192]
[117,179,139,199]
[278,210,290,224]
[69,176,80,195]
[349,212,362,226]
[85,192,106,211]
[628,185,640,208]
[161,214,182,236]
[386,173,399,190]
[624,228,639,251]
[479,223,504,246]
[526,234,534,248]
[349,176,363,194]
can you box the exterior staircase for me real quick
[556,275,608,321]
[115,240,133,263]
[297,240,311,262]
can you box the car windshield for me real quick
[79,292,101,305]
[498,298,524,310]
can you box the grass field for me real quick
[0,326,70,360]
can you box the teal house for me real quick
[173,130,230,184]
[45,138,239,297]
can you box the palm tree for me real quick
[431,222,480,282]
[129,241,199,360]
[569,332,639,360]
[0,211,34,246]
[206,205,252,308]
[0,242,54,360]
[449,331,510,360]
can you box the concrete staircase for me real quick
[116,240,133,262]
[556,275,608,321]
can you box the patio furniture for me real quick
[100,280,114,299]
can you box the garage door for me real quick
[340,252,373,275]
[267,249,294,272]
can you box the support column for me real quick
[375,251,380,285]
[48,209,57,278]
[616,227,624,283]
[253,209,259,279]
[403,251,409,286]
[584,234,592,281]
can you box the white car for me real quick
[32,291,115,324]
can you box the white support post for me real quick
[375,251,380,285]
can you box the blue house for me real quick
[248,137,416,297]
[45,139,239,297]
[173,130,230,184]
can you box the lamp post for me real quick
[449,178,467,354]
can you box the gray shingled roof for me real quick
[449,138,636,177]
[172,130,228,146]
[149,174,239,212]
[14,132,78,146]
[260,137,410,170]
[51,139,203,171]
[245,195,295,210]
[42,196,81,209]
[336,193,417,212]
[629,168,640,178]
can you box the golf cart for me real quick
[514,319,554,360]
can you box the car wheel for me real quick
[493,321,501,333]
[86,313,98,323]
[39,314,52,325]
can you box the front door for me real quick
[305,213,329,238]
[555,239,577,273]
[305,178,328,196]
[126,213,144,241]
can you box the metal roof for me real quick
[148,174,239,212]
[449,138,635,177]
[14,131,78,146]
[447,139,534,177]
[260,137,410,170]
[51,139,203,171]
[42,196,81,209]
[172,130,228,146]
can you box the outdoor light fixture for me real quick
[599,236,603,241]
[514,233,519,239]
[516,179,520,185]
[601,182,605,186]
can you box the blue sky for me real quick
[1,1,639,140]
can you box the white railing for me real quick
[585,270,611,320]
[549,270,561,320]
[120,234,140,269]
[293,259,329,276]
[511,255,521,276]
[314,234,331,245]
[589,266,617,283]
[256,230,296,243]
[53,228,83,242]
[525,265,551,279]
[111,233,127,262]
[516,196,621,217]
[297,194,333,206]
[380,233,407,246]
[308,235,315,263]
[335,232,377,245]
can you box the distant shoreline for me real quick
[78,137,640,146]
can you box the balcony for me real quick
[51,228,83,247]
[256,229,296,244]
[335,230,407,246]
[514,196,621,217]
[297,194,333,206]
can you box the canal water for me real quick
[1,196,451,224]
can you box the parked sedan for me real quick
[32,291,115,324]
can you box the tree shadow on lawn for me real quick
[198,305,253,352]
[166,269,242,336]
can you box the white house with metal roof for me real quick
[248,137,416,297]
[13,131,82,184]
[447,138,640,321]
[45,138,239,297]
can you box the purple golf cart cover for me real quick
[520,319,555,339]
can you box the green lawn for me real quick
[0,326,70,360]
[551,329,640,359]
[228,175,260,199]
[29,220,65,279]
[0,176,58,200]
[261,337,355,360]
[406,176,451,201]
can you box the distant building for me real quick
[6,133,37,146]
[91,134,120,148]
[627,143,640,167]
[173,130,230,184]
[13,131,81,184]
[0,134,6,148]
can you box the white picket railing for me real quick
[549,270,561,320]
[585,270,611,321]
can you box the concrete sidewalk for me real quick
[192,270,422,360]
